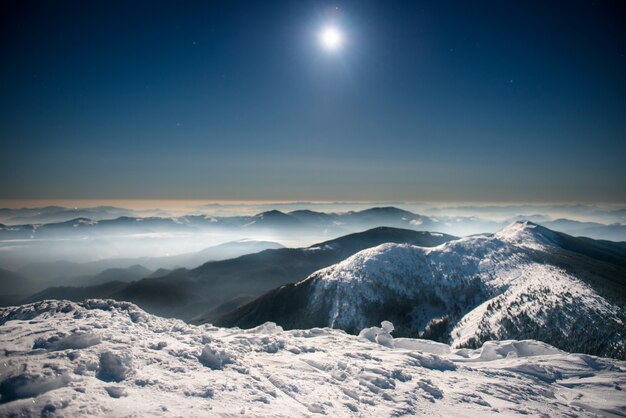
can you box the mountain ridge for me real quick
[22,227,457,322]
[3,207,625,242]
[215,221,626,359]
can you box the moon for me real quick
[319,27,343,51]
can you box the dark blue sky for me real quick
[1,1,625,202]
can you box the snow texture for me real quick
[1,300,624,417]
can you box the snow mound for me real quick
[96,351,133,382]
[454,340,563,362]
[0,300,624,417]
[198,345,236,370]
[34,332,101,351]
[246,322,284,335]
[394,339,451,355]
[358,321,395,348]
[0,373,72,404]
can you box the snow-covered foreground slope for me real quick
[217,221,626,359]
[1,300,625,417]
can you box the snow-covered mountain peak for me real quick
[314,243,428,285]
[226,223,626,359]
[255,209,286,219]
[494,220,560,249]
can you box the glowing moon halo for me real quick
[319,26,343,51]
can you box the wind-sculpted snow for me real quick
[1,301,625,417]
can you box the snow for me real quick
[450,262,622,349]
[358,321,395,348]
[494,220,559,250]
[393,338,451,355]
[96,351,133,382]
[302,221,624,358]
[1,300,625,417]
[33,332,101,351]
[198,345,236,370]
[454,340,562,362]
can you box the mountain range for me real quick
[22,227,456,322]
[0,205,135,225]
[3,208,626,360]
[15,239,284,284]
[216,221,626,359]
[2,206,625,241]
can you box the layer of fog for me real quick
[2,201,625,225]
[0,203,624,296]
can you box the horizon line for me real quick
[1,199,625,210]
